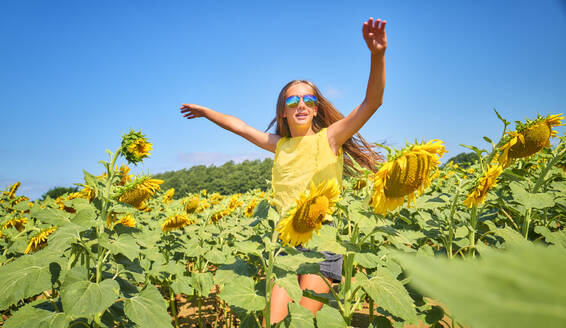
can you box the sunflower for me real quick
[118,177,163,210]
[245,198,258,217]
[210,209,231,223]
[369,140,447,215]
[228,194,243,210]
[67,185,96,202]
[197,199,210,213]
[276,179,340,247]
[201,189,207,196]
[25,227,57,254]
[162,214,194,232]
[163,188,175,204]
[352,179,367,191]
[210,193,224,205]
[2,217,27,232]
[463,165,503,208]
[498,114,564,168]
[116,214,136,228]
[118,164,133,186]
[120,130,153,164]
[184,195,200,214]
[7,182,21,199]
[56,197,77,214]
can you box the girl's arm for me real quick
[180,103,281,153]
[327,17,386,153]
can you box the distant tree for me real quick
[443,152,477,168]
[154,158,273,198]
[41,186,79,200]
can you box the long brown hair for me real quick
[266,80,383,174]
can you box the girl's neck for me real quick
[289,124,316,137]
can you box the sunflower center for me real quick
[384,153,429,198]
[292,195,329,233]
[509,123,551,159]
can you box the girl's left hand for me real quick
[363,17,387,54]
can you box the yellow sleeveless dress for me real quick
[271,128,343,213]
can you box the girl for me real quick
[180,17,386,324]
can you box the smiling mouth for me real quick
[295,113,308,119]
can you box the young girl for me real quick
[180,17,386,324]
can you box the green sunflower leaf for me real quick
[124,284,171,328]
[395,243,566,328]
[60,279,120,317]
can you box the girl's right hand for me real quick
[180,103,210,119]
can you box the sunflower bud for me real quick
[120,130,153,164]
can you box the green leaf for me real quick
[286,302,314,328]
[61,279,120,317]
[395,244,566,328]
[0,254,61,311]
[124,284,171,328]
[204,248,235,264]
[308,225,347,255]
[31,207,70,226]
[100,234,140,261]
[354,252,382,269]
[315,305,347,328]
[72,207,97,228]
[215,259,254,286]
[218,276,265,311]
[4,300,70,328]
[234,240,263,257]
[170,276,194,296]
[509,182,555,209]
[275,249,324,272]
[275,273,302,303]
[191,272,214,296]
[355,271,416,323]
[534,226,566,248]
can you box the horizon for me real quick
[2,0,566,200]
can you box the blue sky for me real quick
[1,0,566,200]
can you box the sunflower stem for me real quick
[522,208,532,239]
[342,253,355,324]
[447,189,461,260]
[169,283,180,328]
[468,206,478,258]
[263,229,278,327]
[96,147,121,283]
[533,143,566,193]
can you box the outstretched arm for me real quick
[327,17,387,153]
[180,104,281,153]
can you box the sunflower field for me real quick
[1,113,565,328]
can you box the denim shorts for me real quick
[295,245,343,283]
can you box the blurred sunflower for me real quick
[184,195,200,214]
[2,217,27,232]
[116,214,136,228]
[276,179,340,247]
[498,114,564,168]
[118,164,133,186]
[370,140,446,215]
[7,182,20,199]
[120,130,153,164]
[352,179,367,191]
[162,188,175,204]
[463,165,503,208]
[25,227,57,254]
[118,176,163,210]
[162,214,194,232]
[245,198,258,217]
[210,209,231,223]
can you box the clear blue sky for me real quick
[2,0,566,200]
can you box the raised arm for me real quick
[180,104,281,153]
[327,17,386,153]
